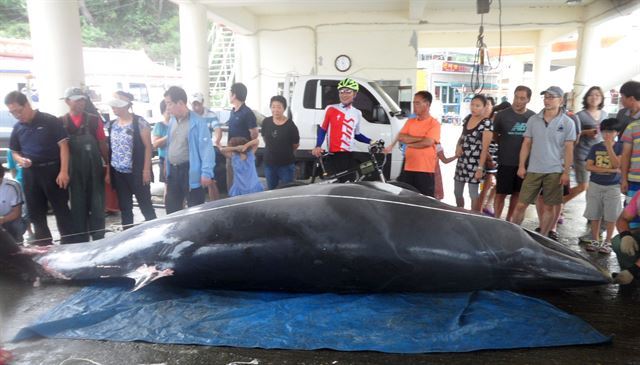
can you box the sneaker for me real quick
[585,240,599,252]
[548,231,560,241]
[598,242,612,254]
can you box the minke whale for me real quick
[7,182,611,292]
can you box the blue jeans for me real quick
[264,163,296,190]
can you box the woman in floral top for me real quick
[454,94,494,211]
[107,91,156,228]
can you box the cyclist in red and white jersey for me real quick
[312,78,372,181]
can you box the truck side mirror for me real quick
[372,105,389,124]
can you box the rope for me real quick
[23,221,141,246]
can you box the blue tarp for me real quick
[14,284,610,353]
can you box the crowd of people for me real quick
[0,82,300,248]
[2,78,640,285]
[385,80,640,285]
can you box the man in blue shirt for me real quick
[225,83,258,188]
[163,86,215,214]
[192,92,222,200]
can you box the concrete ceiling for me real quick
[194,0,598,16]
[175,0,639,36]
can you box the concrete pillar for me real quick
[572,22,600,111]
[26,0,84,116]
[235,34,261,110]
[179,2,210,104]
[532,35,552,111]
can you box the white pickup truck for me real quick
[280,75,407,180]
[216,75,408,186]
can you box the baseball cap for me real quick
[61,87,86,101]
[539,86,564,98]
[192,92,205,104]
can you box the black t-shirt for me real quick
[228,103,257,141]
[261,117,300,166]
[9,110,69,163]
[493,107,535,166]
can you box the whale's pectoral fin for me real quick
[126,264,175,291]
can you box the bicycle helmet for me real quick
[337,78,359,92]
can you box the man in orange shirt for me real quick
[397,91,441,197]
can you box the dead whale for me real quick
[17,182,610,292]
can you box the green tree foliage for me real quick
[0,0,30,38]
[0,0,181,65]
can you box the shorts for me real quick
[399,171,435,197]
[583,182,622,222]
[496,165,522,195]
[519,172,563,205]
[573,158,589,184]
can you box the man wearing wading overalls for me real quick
[60,88,110,242]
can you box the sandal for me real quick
[482,208,495,217]
[585,240,599,252]
[548,231,560,241]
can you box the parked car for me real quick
[0,110,18,164]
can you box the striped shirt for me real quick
[621,120,640,182]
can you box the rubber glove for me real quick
[621,235,639,256]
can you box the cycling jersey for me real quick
[318,104,364,153]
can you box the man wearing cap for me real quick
[5,91,74,245]
[163,86,215,214]
[192,92,221,200]
[59,87,109,242]
[510,86,577,239]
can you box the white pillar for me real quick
[26,0,84,116]
[179,2,210,104]
[572,22,600,111]
[532,36,552,111]
[235,34,261,110]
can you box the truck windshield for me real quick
[370,82,402,115]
